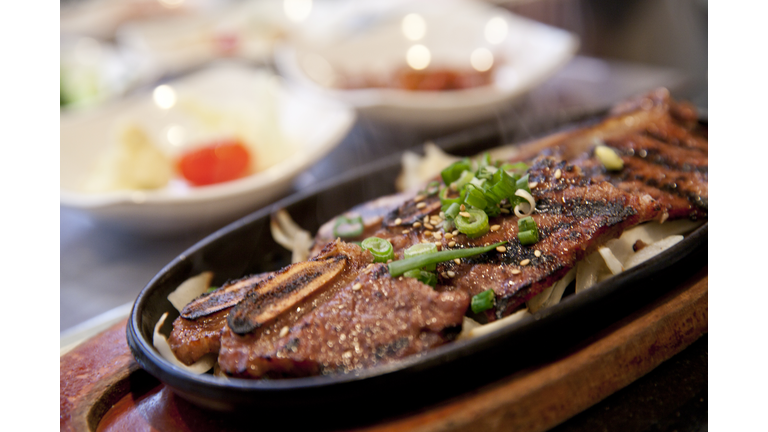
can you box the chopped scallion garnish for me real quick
[463,185,489,209]
[403,269,438,287]
[517,216,539,245]
[388,241,506,277]
[361,237,394,263]
[440,158,472,185]
[471,289,496,314]
[455,208,489,238]
[595,145,624,171]
[333,215,364,238]
[404,242,438,271]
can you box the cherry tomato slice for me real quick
[177,140,251,186]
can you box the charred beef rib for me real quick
[168,89,707,378]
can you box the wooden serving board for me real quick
[60,269,708,432]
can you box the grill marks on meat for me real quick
[218,265,469,378]
[169,272,271,365]
[435,158,661,319]
[576,132,708,220]
[181,273,270,320]
[166,89,707,378]
[228,240,374,334]
[514,88,707,221]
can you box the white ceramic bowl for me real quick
[274,0,579,126]
[61,61,355,235]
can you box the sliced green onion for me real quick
[595,145,624,170]
[471,289,496,314]
[469,177,486,189]
[388,241,506,277]
[455,208,490,238]
[476,166,497,181]
[487,170,518,204]
[451,170,475,190]
[361,237,394,263]
[333,215,364,238]
[443,202,461,219]
[206,286,219,293]
[404,269,438,287]
[518,216,536,232]
[509,174,533,207]
[517,216,539,245]
[518,230,538,245]
[502,162,529,175]
[404,242,439,271]
[463,185,488,209]
[440,158,472,185]
[440,187,465,209]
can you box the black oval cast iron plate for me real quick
[127,114,708,426]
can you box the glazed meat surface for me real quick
[513,88,707,221]
[437,157,661,319]
[169,272,271,365]
[218,264,469,378]
[166,89,707,378]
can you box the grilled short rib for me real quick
[167,89,706,377]
[513,88,707,220]
[218,264,469,378]
[169,273,271,365]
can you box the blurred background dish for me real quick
[116,0,294,79]
[275,0,579,126]
[60,61,355,235]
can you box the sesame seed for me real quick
[424,230,433,236]
[447,271,456,278]
[529,181,538,188]
[394,218,402,225]
[534,250,542,257]
[439,212,445,218]
[416,202,427,209]
[454,258,461,265]
[402,229,410,234]
[279,326,289,337]
[433,232,442,239]
[448,241,456,247]
[500,208,510,214]
[366,263,374,269]
[444,233,453,240]
[490,224,501,232]
[434,242,441,249]
[520,259,530,266]
[511,269,521,275]
[555,169,562,179]
[414,195,425,202]
[450,184,458,191]
[460,204,466,211]
[387,259,393,263]
[413,222,422,228]
[424,216,430,223]
[496,246,507,253]
[353,283,362,291]
[452,230,459,236]
[441,272,448,278]
[459,211,471,218]
[424,223,435,230]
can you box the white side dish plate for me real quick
[275,0,579,126]
[61,61,355,235]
